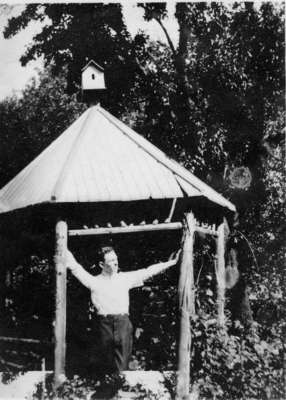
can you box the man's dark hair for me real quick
[98,246,115,262]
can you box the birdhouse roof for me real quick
[81,60,104,72]
[0,105,236,213]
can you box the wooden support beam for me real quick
[195,225,218,237]
[215,219,226,327]
[69,222,219,237]
[0,336,51,345]
[68,220,220,239]
[166,198,177,222]
[54,220,68,388]
[41,357,46,400]
[176,212,196,400]
[68,222,183,236]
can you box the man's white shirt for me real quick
[69,261,173,315]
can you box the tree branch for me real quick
[134,56,149,77]
[154,17,177,57]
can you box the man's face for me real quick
[100,250,118,275]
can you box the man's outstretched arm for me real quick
[66,250,93,289]
[141,249,181,281]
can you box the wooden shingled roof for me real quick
[0,105,235,213]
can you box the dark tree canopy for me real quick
[4,4,146,116]
[0,70,86,188]
[4,3,284,177]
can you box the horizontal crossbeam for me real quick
[68,222,218,237]
[196,225,218,237]
[0,336,51,345]
[69,222,183,236]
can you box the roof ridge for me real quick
[81,60,104,72]
[168,157,236,210]
[0,110,89,204]
[51,107,95,201]
[97,106,235,211]
[96,106,200,191]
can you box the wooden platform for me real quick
[119,371,171,399]
[0,371,52,399]
[0,371,172,399]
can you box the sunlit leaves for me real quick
[138,3,167,22]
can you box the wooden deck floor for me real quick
[0,371,172,399]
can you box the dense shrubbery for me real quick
[28,316,284,399]
[191,315,283,399]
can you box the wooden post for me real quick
[176,212,196,400]
[41,357,46,400]
[215,219,226,327]
[54,220,68,388]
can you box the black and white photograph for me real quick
[0,1,284,399]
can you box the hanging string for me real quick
[195,260,204,287]
[232,230,259,270]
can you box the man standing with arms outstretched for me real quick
[66,246,180,378]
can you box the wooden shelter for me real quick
[0,105,236,399]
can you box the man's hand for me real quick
[144,249,182,280]
[174,249,182,264]
[168,249,182,264]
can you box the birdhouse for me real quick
[81,60,106,91]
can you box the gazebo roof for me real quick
[0,105,235,213]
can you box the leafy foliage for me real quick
[3,3,145,116]
[191,314,283,399]
[0,69,86,188]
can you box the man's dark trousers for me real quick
[91,314,133,377]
